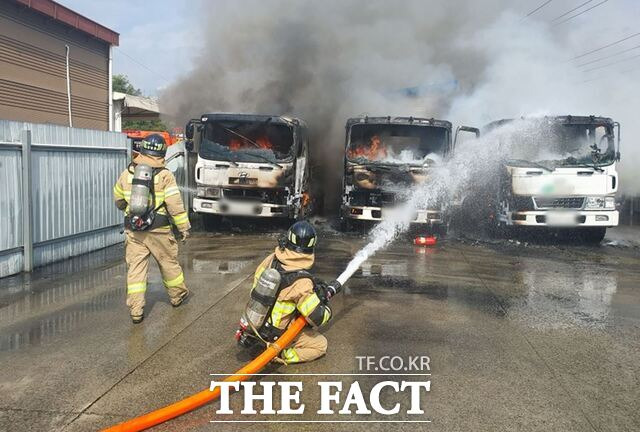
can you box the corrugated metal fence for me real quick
[0,120,128,278]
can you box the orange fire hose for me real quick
[102,316,308,432]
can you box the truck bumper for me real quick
[505,210,618,227]
[194,198,292,218]
[342,205,443,225]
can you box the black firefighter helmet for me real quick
[284,221,317,254]
[139,133,167,157]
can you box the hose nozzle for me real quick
[325,280,342,300]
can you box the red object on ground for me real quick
[414,236,437,246]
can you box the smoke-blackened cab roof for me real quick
[346,116,452,130]
[200,113,307,128]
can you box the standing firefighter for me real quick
[236,221,341,364]
[113,134,191,323]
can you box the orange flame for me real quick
[228,136,274,151]
[255,136,273,150]
[348,135,387,160]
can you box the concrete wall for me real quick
[0,0,110,130]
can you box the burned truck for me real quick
[340,116,454,233]
[483,116,621,242]
[185,114,312,228]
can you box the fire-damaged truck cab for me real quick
[483,116,621,243]
[340,116,452,233]
[185,114,311,226]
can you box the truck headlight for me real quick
[197,186,221,198]
[585,196,615,209]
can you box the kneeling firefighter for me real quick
[236,221,341,364]
[113,134,191,323]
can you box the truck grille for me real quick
[533,197,585,209]
[511,196,534,211]
[349,190,396,207]
[222,188,287,205]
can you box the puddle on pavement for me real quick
[359,261,409,277]
[318,242,623,329]
[506,260,618,329]
[0,264,125,324]
[0,286,122,351]
[0,255,127,351]
[189,258,252,274]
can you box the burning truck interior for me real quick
[347,123,449,166]
[340,117,453,233]
[201,119,295,164]
[186,114,312,226]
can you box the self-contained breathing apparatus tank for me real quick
[129,164,155,230]
[236,268,282,347]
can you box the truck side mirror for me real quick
[454,126,480,148]
[614,121,621,160]
[185,121,195,140]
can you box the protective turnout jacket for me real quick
[254,247,332,332]
[113,153,190,233]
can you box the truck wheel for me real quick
[581,227,606,244]
[487,220,505,239]
[202,214,221,231]
[437,223,448,238]
[339,217,353,232]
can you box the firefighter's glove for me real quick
[277,235,287,251]
[315,280,342,303]
[179,230,190,244]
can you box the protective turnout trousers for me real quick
[125,230,188,317]
[280,328,327,363]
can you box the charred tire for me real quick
[202,214,221,231]
[487,219,508,239]
[339,217,353,232]
[581,227,607,244]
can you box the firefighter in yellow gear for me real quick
[251,221,333,364]
[113,134,190,323]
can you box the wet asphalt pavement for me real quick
[0,226,639,431]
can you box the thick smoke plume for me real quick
[161,0,640,207]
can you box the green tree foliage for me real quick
[122,119,168,131]
[112,74,142,96]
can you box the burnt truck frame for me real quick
[481,115,621,242]
[185,113,312,227]
[339,116,476,233]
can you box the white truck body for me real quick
[485,116,620,241]
[499,163,619,227]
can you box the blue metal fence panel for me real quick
[0,147,22,250]
[0,140,23,277]
[0,120,128,279]
[31,149,123,243]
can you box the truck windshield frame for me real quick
[200,120,296,164]
[504,121,617,168]
[346,124,449,166]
